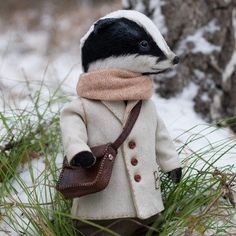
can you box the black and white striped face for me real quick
[81,10,179,74]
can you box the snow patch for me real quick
[150,0,168,35]
[193,69,206,80]
[222,9,236,85]
[204,20,221,33]
[223,52,236,85]
[122,0,131,9]
[178,20,221,54]
[201,93,210,102]
[134,1,146,13]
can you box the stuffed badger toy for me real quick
[60,10,182,235]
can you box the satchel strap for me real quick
[111,100,142,151]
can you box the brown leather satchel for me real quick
[56,100,142,199]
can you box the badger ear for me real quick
[93,18,117,34]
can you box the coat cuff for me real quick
[159,157,181,173]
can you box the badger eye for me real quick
[140,40,149,48]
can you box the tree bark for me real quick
[123,0,236,130]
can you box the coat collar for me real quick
[101,100,140,125]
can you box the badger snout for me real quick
[172,56,180,65]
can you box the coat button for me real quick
[128,140,136,149]
[134,174,141,182]
[131,157,138,166]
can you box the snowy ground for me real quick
[153,84,236,168]
[0,4,235,235]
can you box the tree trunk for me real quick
[123,0,236,130]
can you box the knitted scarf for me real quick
[76,69,153,101]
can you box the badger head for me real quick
[80,10,179,74]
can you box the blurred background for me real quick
[0,0,121,104]
[0,0,235,131]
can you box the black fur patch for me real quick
[82,18,166,72]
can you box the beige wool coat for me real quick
[60,97,181,220]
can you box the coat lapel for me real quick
[101,100,126,124]
[101,100,140,126]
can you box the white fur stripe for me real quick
[80,10,172,56]
[87,55,174,73]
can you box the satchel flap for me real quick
[90,143,117,159]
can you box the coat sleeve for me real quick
[155,111,181,173]
[60,98,91,165]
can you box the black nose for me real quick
[173,56,180,65]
